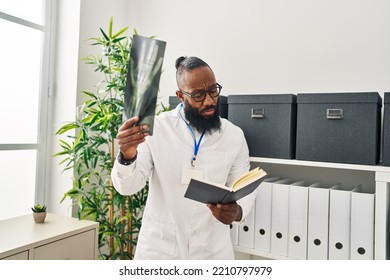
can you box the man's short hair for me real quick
[175,56,210,86]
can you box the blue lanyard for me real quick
[179,104,205,166]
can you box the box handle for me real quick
[326,108,343,120]
[251,108,264,119]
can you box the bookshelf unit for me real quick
[233,157,390,260]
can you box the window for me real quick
[0,0,54,220]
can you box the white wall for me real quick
[49,0,390,215]
[48,0,81,216]
[76,0,129,106]
[125,0,390,102]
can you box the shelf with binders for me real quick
[232,157,390,260]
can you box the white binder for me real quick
[270,179,292,256]
[238,204,255,248]
[307,183,332,260]
[288,181,312,260]
[350,186,375,260]
[230,223,238,246]
[328,184,357,260]
[254,177,280,252]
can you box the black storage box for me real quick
[382,92,390,166]
[227,94,297,159]
[296,92,382,165]
[169,96,181,109]
[168,95,228,118]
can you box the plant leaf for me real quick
[100,27,109,41]
[112,27,129,39]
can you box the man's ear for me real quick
[176,90,184,102]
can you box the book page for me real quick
[231,167,267,191]
[232,167,260,187]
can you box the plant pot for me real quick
[33,212,47,223]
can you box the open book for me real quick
[184,167,267,204]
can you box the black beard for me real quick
[183,100,221,135]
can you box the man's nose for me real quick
[203,92,216,106]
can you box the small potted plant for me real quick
[31,204,47,223]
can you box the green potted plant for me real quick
[31,204,47,223]
[54,18,167,259]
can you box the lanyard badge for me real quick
[179,104,205,167]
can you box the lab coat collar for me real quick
[170,103,227,146]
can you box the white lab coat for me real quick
[111,105,256,259]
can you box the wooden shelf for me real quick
[0,213,99,260]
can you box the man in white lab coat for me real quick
[111,56,256,259]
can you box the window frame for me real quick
[0,0,55,209]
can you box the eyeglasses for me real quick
[179,83,222,102]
